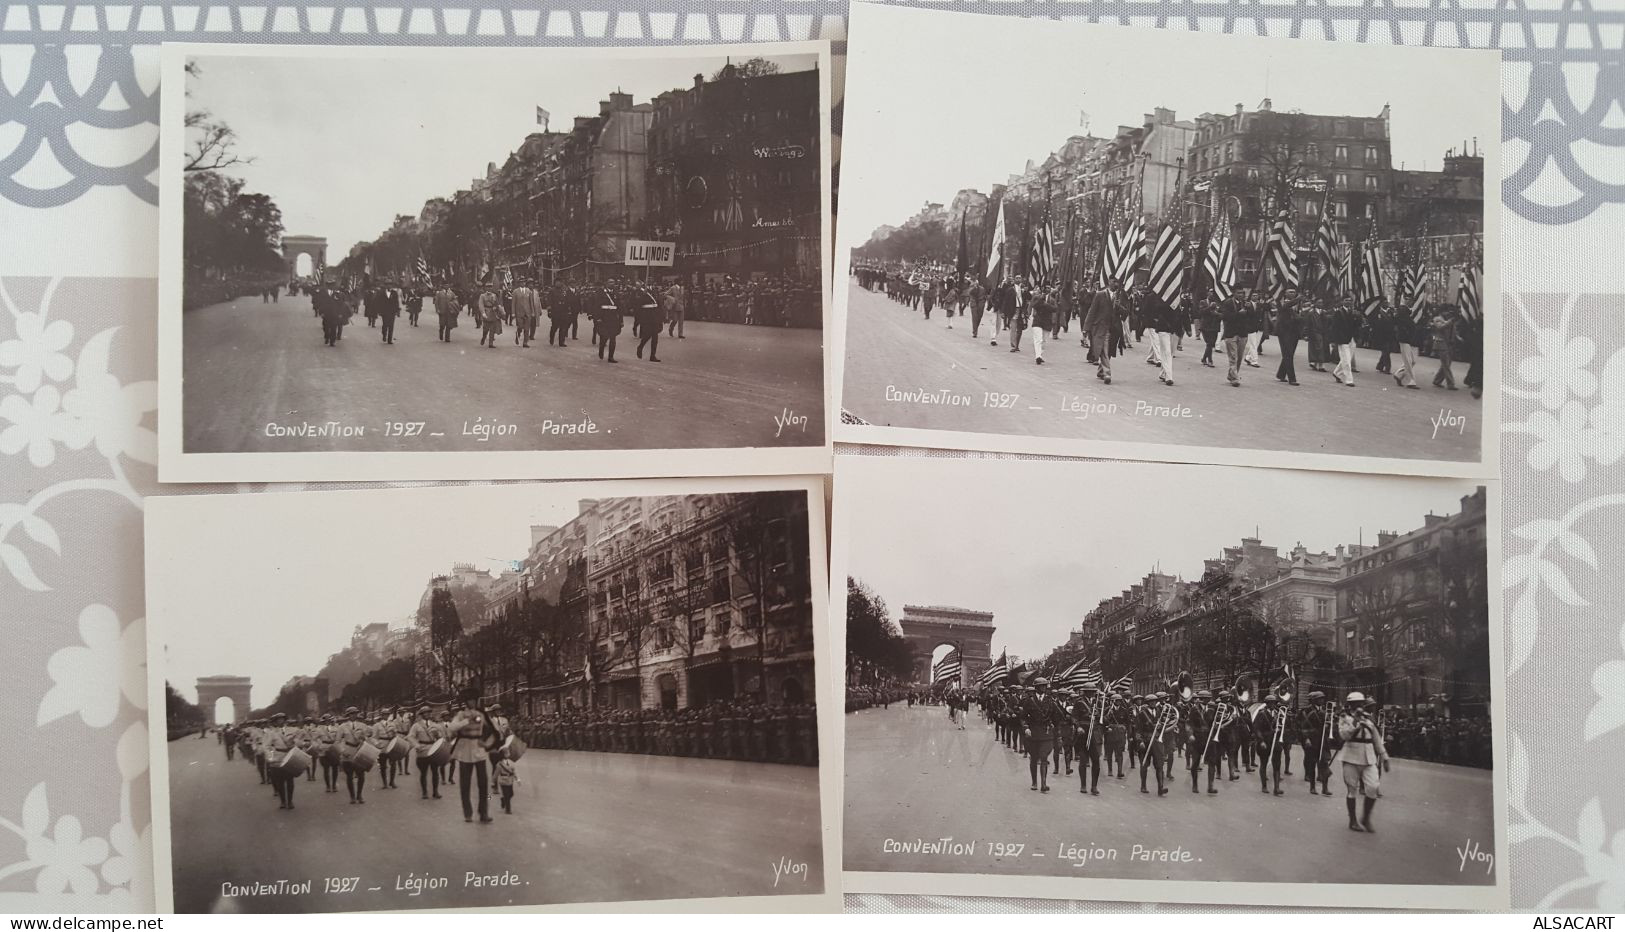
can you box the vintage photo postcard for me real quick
[833,3,1500,478]
[144,476,836,913]
[833,454,1507,908]
[157,41,833,482]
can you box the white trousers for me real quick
[1155,331,1176,381]
[1031,325,1045,360]
[1395,342,1418,386]
[1333,342,1356,384]
[1244,331,1261,364]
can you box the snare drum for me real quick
[417,738,451,768]
[275,746,312,778]
[383,735,409,761]
[350,741,380,772]
[500,735,527,762]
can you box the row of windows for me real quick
[1197,116,1385,145]
[1193,142,1383,174]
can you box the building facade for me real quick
[1332,488,1490,709]
[647,63,822,281]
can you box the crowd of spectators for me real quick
[514,701,818,766]
[1379,709,1493,769]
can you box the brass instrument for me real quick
[1267,702,1287,763]
[1149,700,1180,747]
[1083,693,1106,746]
[1203,702,1236,757]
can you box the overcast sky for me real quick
[841,457,1483,663]
[153,485,585,709]
[838,4,1499,242]
[187,49,819,258]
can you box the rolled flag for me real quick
[986,202,1007,283]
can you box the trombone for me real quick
[1149,701,1180,748]
[1203,702,1236,758]
[1267,702,1287,764]
[1316,700,1341,770]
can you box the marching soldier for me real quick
[1301,691,1336,795]
[376,706,405,789]
[1254,693,1287,796]
[1104,692,1128,779]
[1052,689,1075,774]
[1137,693,1171,796]
[336,706,373,804]
[1073,685,1106,794]
[266,712,298,810]
[1022,678,1057,792]
[409,705,442,800]
[595,287,624,363]
[1334,691,1389,832]
[1221,690,1248,781]
[1127,694,1146,774]
[314,714,339,793]
[1186,692,1210,793]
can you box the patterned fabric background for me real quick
[2,0,1622,913]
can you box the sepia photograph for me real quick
[833,454,1505,908]
[144,477,835,913]
[833,4,1499,477]
[157,42,831,482]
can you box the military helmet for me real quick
[1346,690,1369,704]
[1196,690,1213,700]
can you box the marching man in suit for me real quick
[1334,691,1390,832]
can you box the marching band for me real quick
[215,687,520,823]
[968,677,1393,832]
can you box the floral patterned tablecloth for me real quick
[2,0,1623,912]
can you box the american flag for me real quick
[1108,670,1135,693]
[979,650,1010,687]
[1313,215,1339,295]
[1358,242,1386,312]
[1457,264,1481,321]
[1055,658,1103,691]
[1404,261,1428,322]
[1204,213,1235,302]
[1117,215,1147,284]
[933,648,963,686]
[1098,228,1121,288]
[1029,215,1056,285]
[1265,209,1298,297]
[1146,224,1186,309]
[415,256,430,281]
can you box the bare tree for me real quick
[182,63,250,174]
[1239,110,1315,213]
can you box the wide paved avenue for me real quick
[182,292,826,453]
[843,704,1495,887]
[841,281,1481,463]
[169,736,824,912]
